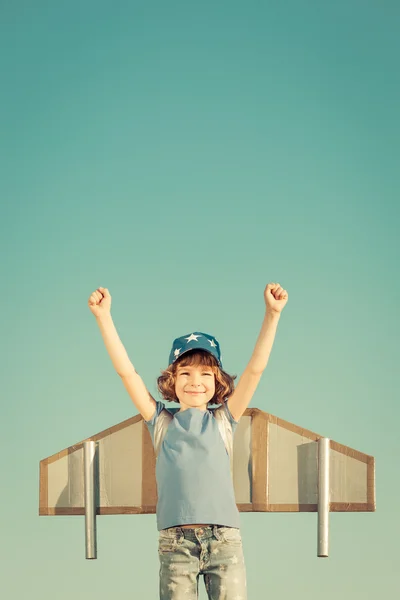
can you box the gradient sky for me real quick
[1,2,399,599]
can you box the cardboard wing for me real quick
[39,407,375,516]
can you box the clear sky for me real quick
[1,1,399,599]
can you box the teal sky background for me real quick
[1,1,399,598]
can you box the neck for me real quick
[178,402,208,412]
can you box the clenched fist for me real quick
[264,282,288,314]
[88,287,112,318]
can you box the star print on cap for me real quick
[168,332,222,368]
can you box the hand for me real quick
[88,287,112,318]
[264,282,288,314]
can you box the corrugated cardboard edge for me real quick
[141,420,157,506]
[41,502,374,516]
[39,459,49,516]
[39,407,376,515]
[249,408,268,511]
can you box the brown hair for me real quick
[157,349,237,406]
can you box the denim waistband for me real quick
[160,525,233,542]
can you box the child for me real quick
[88,282,288,600]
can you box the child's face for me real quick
[174,363,216,410]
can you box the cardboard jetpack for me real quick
[39,407,375,559]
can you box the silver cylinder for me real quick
[317,437,330,558]
[84,440,97,559]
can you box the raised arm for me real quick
[88,287,156,421]
[227,282,288,421]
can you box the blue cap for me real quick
[168,332,222,368]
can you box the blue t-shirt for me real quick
[144,401,241,531]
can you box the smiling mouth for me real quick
[186,391,204,394]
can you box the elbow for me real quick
[117,366,136,378]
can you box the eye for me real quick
[178,371,212,376]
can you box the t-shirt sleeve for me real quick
[143,400,166,445]
[143,399,165,426]
[222,401,239,433]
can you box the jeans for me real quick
[158,525,247,600]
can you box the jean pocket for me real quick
[158,538,175,553]
[219,527,242,545]
[158,532,183,553]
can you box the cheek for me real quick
[175,380,185,392]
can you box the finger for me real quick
[274,283,286,297]
[92,291,103,304]
[98,287,110,298]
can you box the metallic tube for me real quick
[84,440,97,559]
[317,437,330,558]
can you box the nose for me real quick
[188,374,202,388]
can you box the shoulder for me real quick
[212,401,239,427]
[143,400,172,426]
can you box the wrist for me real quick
[265,308,281,322]
[96,312,112,324]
